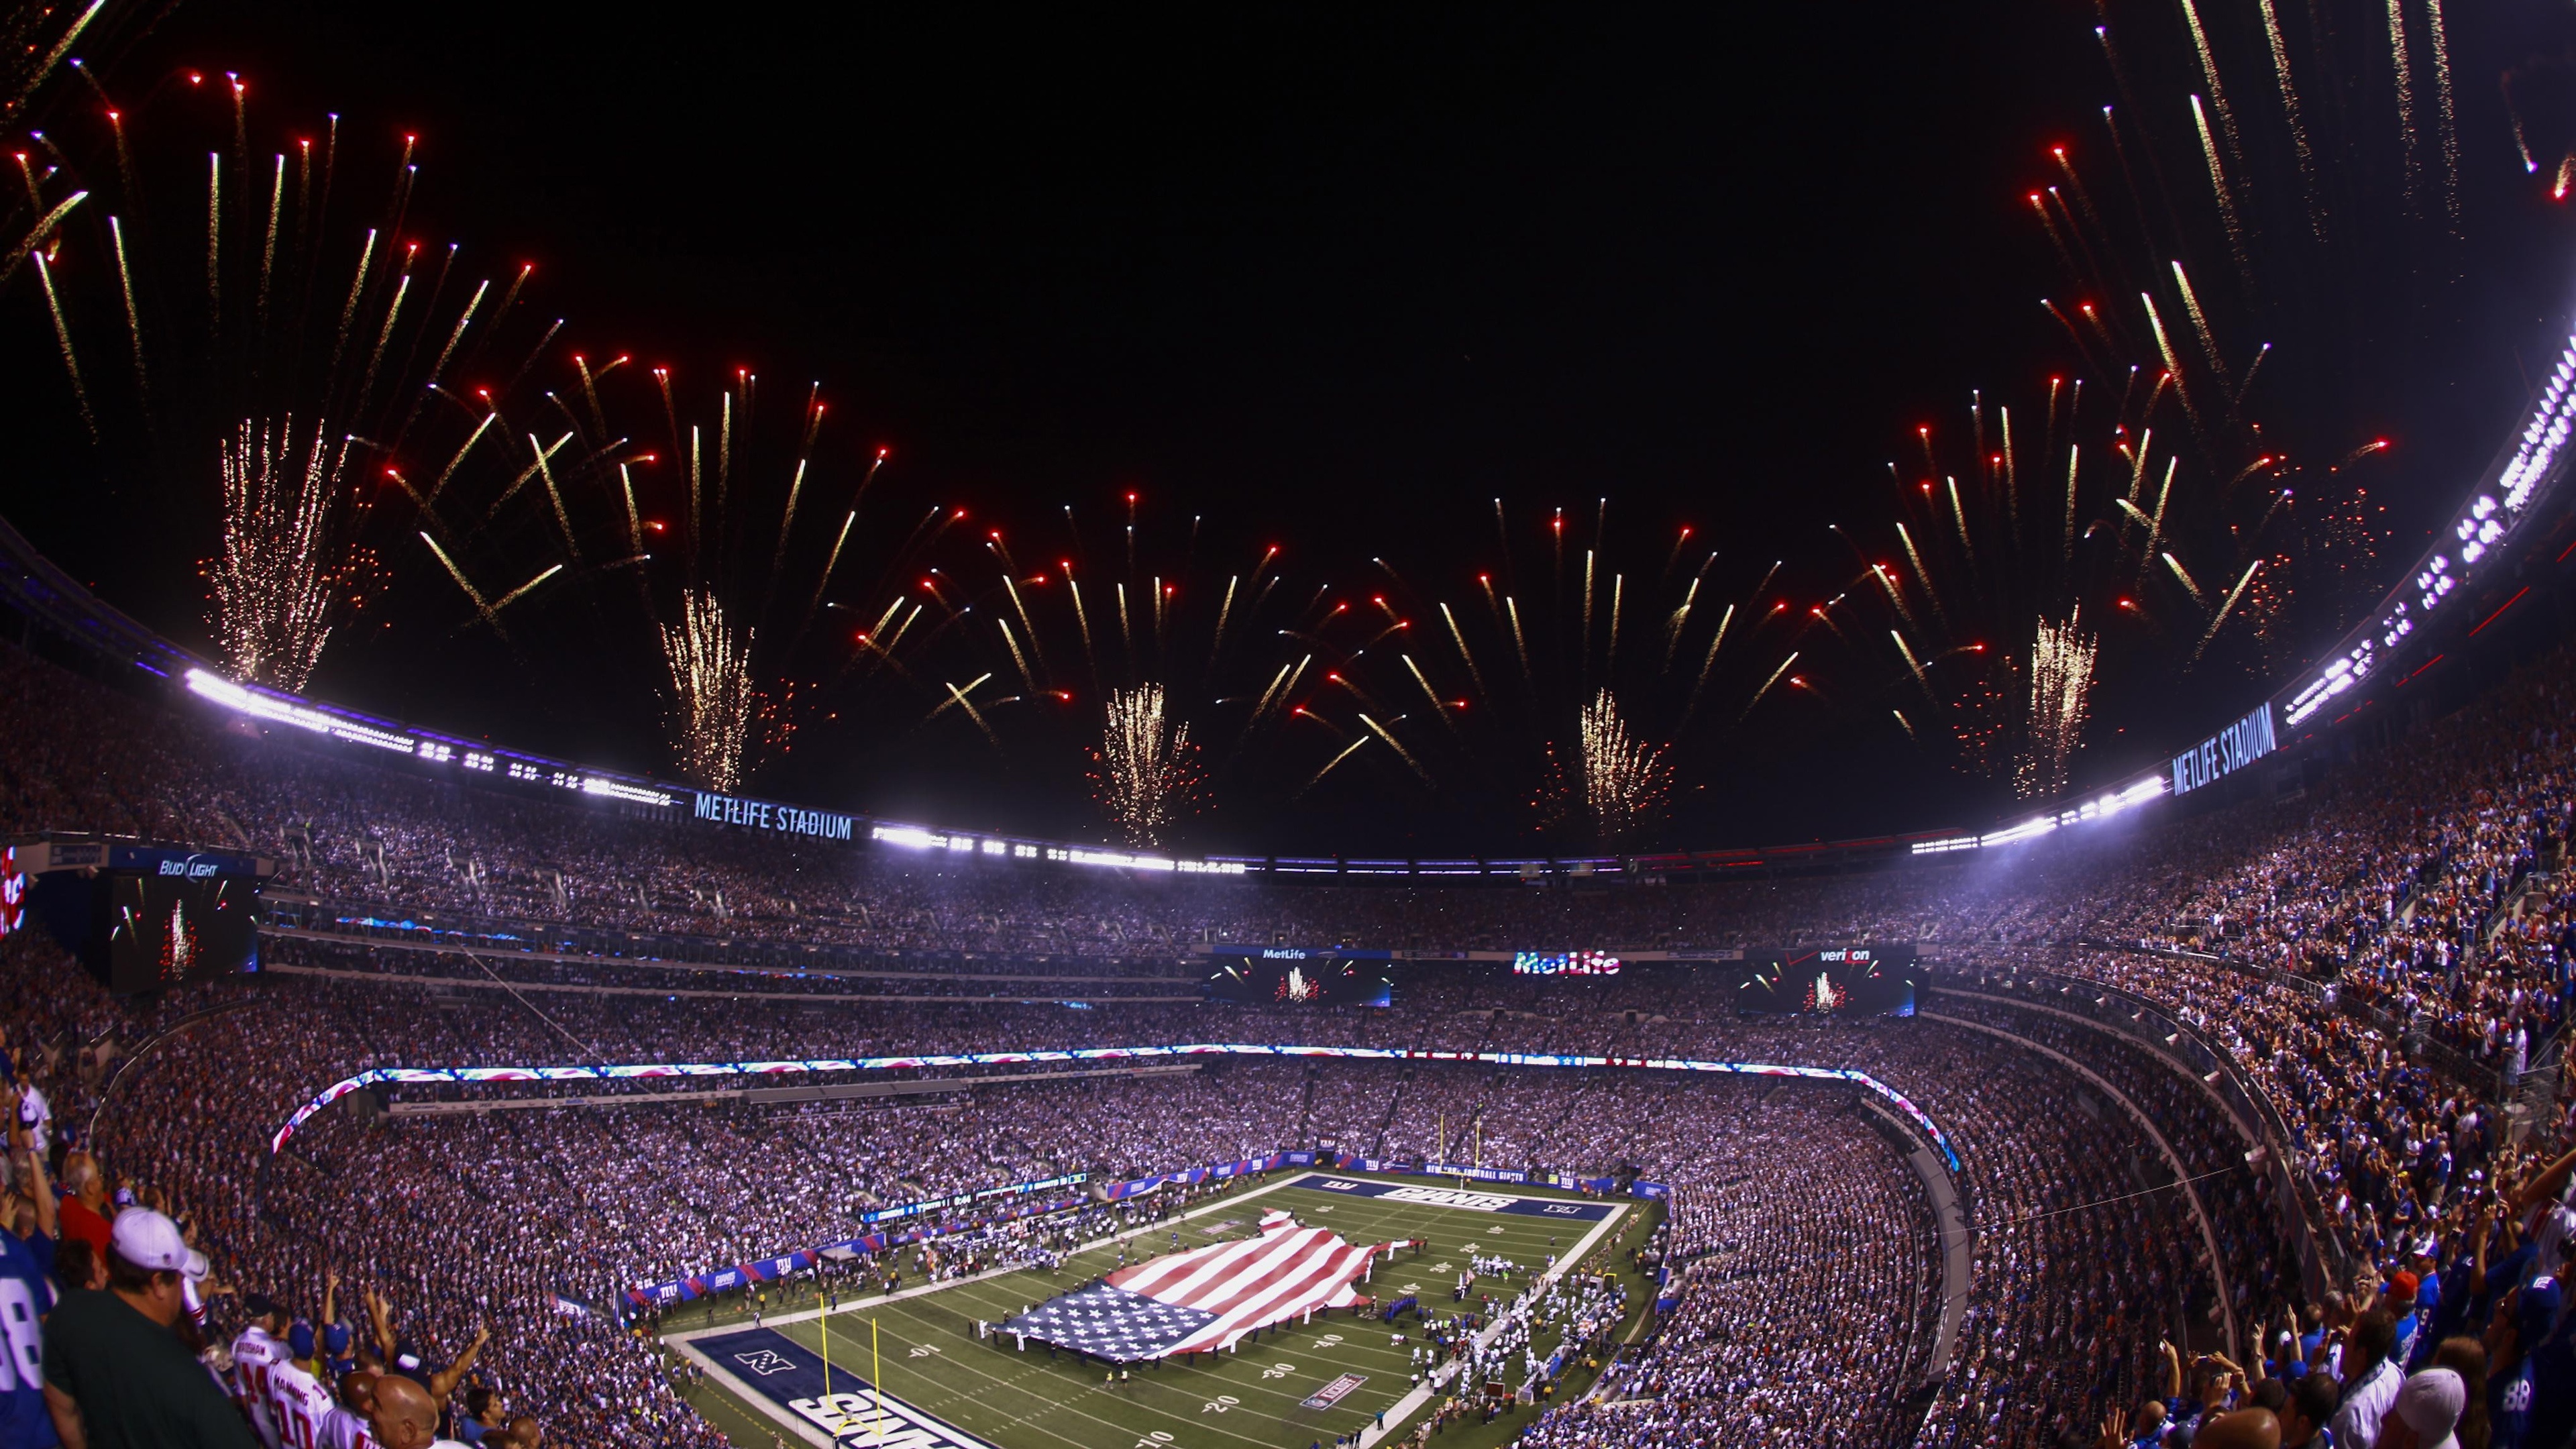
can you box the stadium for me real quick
[1,5,2575,1449]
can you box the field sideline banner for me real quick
[1099,1150,1309,1200]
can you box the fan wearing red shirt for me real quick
[52,1159,110,1259]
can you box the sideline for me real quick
[1352,1195,1631,1449]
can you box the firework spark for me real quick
[210,416,350,691]
[1549,688,1671,847]
[1092,682,1203,847]
[2386,0,2421,211]
[2015,607,2096,800]
[2255,0,2324,239]
[659,588,758,792]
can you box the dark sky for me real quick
[7,3,2576,853]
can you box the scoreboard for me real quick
[1739,945,1917,1017]
[13,839,268,994]
[1203,948,1393,1006]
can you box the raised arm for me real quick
[364,1286,398,1366]
[428,1325,491,1403]
[2509,1144,2576,1216]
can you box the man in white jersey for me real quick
[231,1293,293,1449]
[270,1323,337,1449]
[11,1077,47,1162]
[317,1368,379,1449]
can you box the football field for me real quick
[667,1171,1661,1449]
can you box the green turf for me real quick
[667,1171,1664,1449]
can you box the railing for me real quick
[2070,934,2517,1100]
[1939,964,2349,1301]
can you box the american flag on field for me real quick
[1004,1211,1394,1362]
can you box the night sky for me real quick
[7,3,2576,853]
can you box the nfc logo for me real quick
[733,1350,797,1377]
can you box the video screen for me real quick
[1739,946,1916,1017]
[105,874,258,992]
[1204,951,1393,1007]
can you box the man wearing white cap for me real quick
[40,1208,256,1448]
[2373,1365,2465,1449]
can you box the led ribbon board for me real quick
[272,1042,1961,1171]
[2280,319,2576,730]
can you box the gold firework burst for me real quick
[209,416,356,692]
[659,589,759,792]
[2015,607,2097,799]
[1576,688,1672,846]
[1091,683,1203,847]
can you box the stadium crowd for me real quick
[2,626,2576,1446]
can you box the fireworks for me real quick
[0,16,2510,841]
[1324,498,1807,833]
[1091,683,1203,847]
[1535,689,1672,847]
[2015,608,2096,800]
[11,75,648,705]
[1850,0,2463,790]
[208,416,353,692]
[659,589,757,792]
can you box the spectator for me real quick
[40,1209,253,1448]
[2334,1310,2404,1448]
[2379,1365,2467,1449]
[2193,1409,2284,1449]
[50,1161,107,1263]
[2279,1371,2339,1449]
[319,1371,376,1449]
[366,1374,464,1449]
[453,1387,498,1446]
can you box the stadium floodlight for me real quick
[1978,815,2057,849]
[185,667,415,753]
[579,776,674,808]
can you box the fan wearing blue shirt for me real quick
[0,1087,57,1449]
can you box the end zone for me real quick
[1287,1173,1620,1221]
[675,1326,996,1449]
